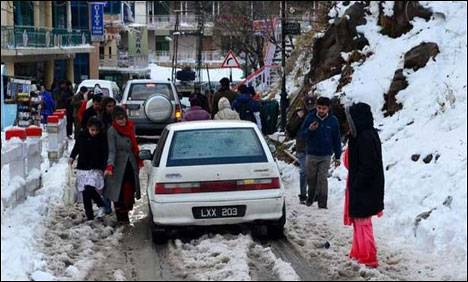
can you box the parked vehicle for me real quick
[121,79,183,136]
[139,120,286,244]
[75,79,122,101]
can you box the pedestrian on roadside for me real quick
[53,80,74,137]
[343,102,384,268]
[214,97,240,120]
[183,94,211,121]
[104,106,142,223]
[232,84,262,131]
[211,77,238,118]
[69,117,108,221]
[39,85,55,125]
[299,96,342,208]
[100,96,117,215]
[286,95,316,205]
[71,86,88,138]
[81,94,103,130]
[101,96,117,131]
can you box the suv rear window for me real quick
[166,128,267,166]
[128,83,173,101]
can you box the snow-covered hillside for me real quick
[286,1,466,279]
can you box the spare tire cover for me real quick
[144,95,173,122]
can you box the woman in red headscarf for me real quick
[104,106,143,223]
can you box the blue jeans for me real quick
[102,196,112,214]
[297,152,307,200]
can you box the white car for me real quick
[75,79,122,101]
[139,121,286,243]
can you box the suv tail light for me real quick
[175,104,183,121]
[155,178,280,194]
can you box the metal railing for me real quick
[148,14,214,29]
[149,50,224,64]
[1,25,90,49]
[100,52,149,69]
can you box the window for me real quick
[154,1,170,15]
[167,128,268,167]
[54,60,66,82]
[128,83,173,101]
[153,129,169,167]
[14,1,34,26]
[74,53,89,84]
[155,36,170,52]
[99,46,104,60]
[104,1,121,15]
[53,1,67,29]
[109,46,112,59]
[71,1,89,30]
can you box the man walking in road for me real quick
[299,97,342,209]
[211,77,238,117]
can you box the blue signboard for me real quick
[90,3,104,41]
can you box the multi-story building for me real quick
[146,1,223,67]
[98,1,150,88]
[1,1,97,88]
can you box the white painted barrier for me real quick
[1,126,44,209]
[47,111,67,162]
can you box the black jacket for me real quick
[70,130,108,171]
[81,107,101,129]
[346,103,384,218]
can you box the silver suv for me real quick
[121,80,183,136]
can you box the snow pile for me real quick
[171,234,252,281]
[282,1,467,280]
[37,204,123,281]
[1,160,68,281]
[169,233,299,281]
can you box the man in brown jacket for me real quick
[211,77,238,118]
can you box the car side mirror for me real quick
[139,150,153,161]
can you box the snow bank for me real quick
[1,160,68,281]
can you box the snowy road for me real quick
[28,144,464,281]
[82,158,319,281]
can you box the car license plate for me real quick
[192,205,246,219]
[130,110,140,117]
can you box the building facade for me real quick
[1,1,98,88]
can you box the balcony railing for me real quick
[1,25,91,49]
[149,50,224,64]
[148,14,214,30]
[100,52,149,69]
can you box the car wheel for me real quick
[267,203,286,239]
[148,198,168,244]
[151,224,168,245]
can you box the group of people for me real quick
[286,95,385,268]
[68,85,141,223]
[182,77,278,134]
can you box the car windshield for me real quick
[166,128,268,166]
[128,83,173,100]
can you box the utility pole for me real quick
[280,0,288,131]
[196,2,204,87]
[171,11,180,82]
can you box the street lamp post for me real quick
[280,0,288,131]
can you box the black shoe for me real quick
[300,200,306,205]
[318,206,328,209]
[306,201,313,207]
